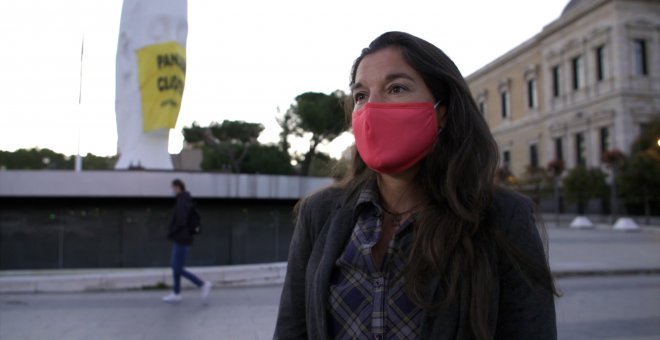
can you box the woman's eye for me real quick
[353,92,367,103]
[389,84,408,94]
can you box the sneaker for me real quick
[161,293,182,303]
[201,281,212,301]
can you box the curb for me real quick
[552,268,660,278]
[0,262,287,294]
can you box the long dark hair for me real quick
[341,31,557,339]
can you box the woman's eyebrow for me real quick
[384,73,415,83]
[351,72,416,92]
[350,82,364,92]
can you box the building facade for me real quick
[466,0,660,178]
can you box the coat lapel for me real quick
[308,195,358,340]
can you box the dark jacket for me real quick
[274,186,557,340]
[168,191,194,245]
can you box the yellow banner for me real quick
[137,41,186,132]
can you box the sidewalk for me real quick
[0,262,286,294]
[547,226,660,276]
[1,226,659,294]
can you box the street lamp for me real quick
[602,149,625,223]
[547,159,565,228]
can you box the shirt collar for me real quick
[354,179,382,216]
[354,179,422,234]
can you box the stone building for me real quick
[466,0,660,179]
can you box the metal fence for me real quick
[0,197,295,270]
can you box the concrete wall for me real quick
[0,171,334,199]
[0,171,334,270]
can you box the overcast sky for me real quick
[0,0,568,158]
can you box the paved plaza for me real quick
[547,226,660,274]
[0,285,281,340]
[1,274,659,340]
[556,275,660,340]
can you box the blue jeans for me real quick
[171,243,203,294]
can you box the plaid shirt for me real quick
[328,183,424,340]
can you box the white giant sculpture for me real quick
[115,0,187,169]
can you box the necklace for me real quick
[376,177,423,229]
[381,202,423,229]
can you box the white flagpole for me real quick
[75,36,84,172]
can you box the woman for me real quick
[274,32,558,340]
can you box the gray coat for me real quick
[274,186,556,340]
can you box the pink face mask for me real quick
[352,101,440,174]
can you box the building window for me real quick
[552,65,560,97]
[501,91,510,119]
[527,78,538,109]
[572,56,583,90]
[576,133,586,166]
[634,39,648,76]
[600,127,610,155]
[554,137,563,161]
[595,45,605,81]
[529,143,539,168]
[476,90,488,117]
[503,150,511,167]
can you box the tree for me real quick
[241,144,295,175]
[276,107,297,155]
[82,153,117,170]
[0,148,117,171]
[630,119,660,154]
[495,165,517,189]
[617,149,660,222]
[309,152,349,179]
[200,144,294,175]
[182,120,264,173]
[562,166,608,214]
[519,165,552,205]
[0,148,73,170]
[616,122,660,221]
[287,91,348,176]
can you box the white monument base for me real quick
[613,217,640,231]
[570,216,594,229]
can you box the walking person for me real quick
[274,32,558,339]
[162,179,212,303]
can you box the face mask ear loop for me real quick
[434,100,444,134]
